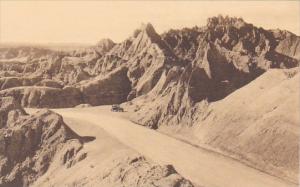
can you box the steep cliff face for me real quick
[0,97,86,187]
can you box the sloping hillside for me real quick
[192,68,299,183]
[127,68,299,183]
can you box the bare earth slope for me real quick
[193,68,300,183]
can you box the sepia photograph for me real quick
[0,1,299,187]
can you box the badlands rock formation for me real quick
[0,97,86,187]
[0,15,299,185]
[130,16,299,128]
[0,66,131,108]
[0,16,298,109]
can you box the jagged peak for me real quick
[131,22,169,50]
[140,23,156,32]
[207,15,247,28]
[132,23,159,39]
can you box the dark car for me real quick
[111,104,124,112]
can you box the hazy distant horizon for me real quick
[1,1,299,44]
[0,41,94,46]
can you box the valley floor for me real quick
[27,106,296,187]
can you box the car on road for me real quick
[111,104,124,112]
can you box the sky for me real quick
[0,1,299,44]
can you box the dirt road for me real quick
[48,106,296,187]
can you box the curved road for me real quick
[51,107,296,187]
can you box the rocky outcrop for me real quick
[92,154,194,187]
[0,97,87,187]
